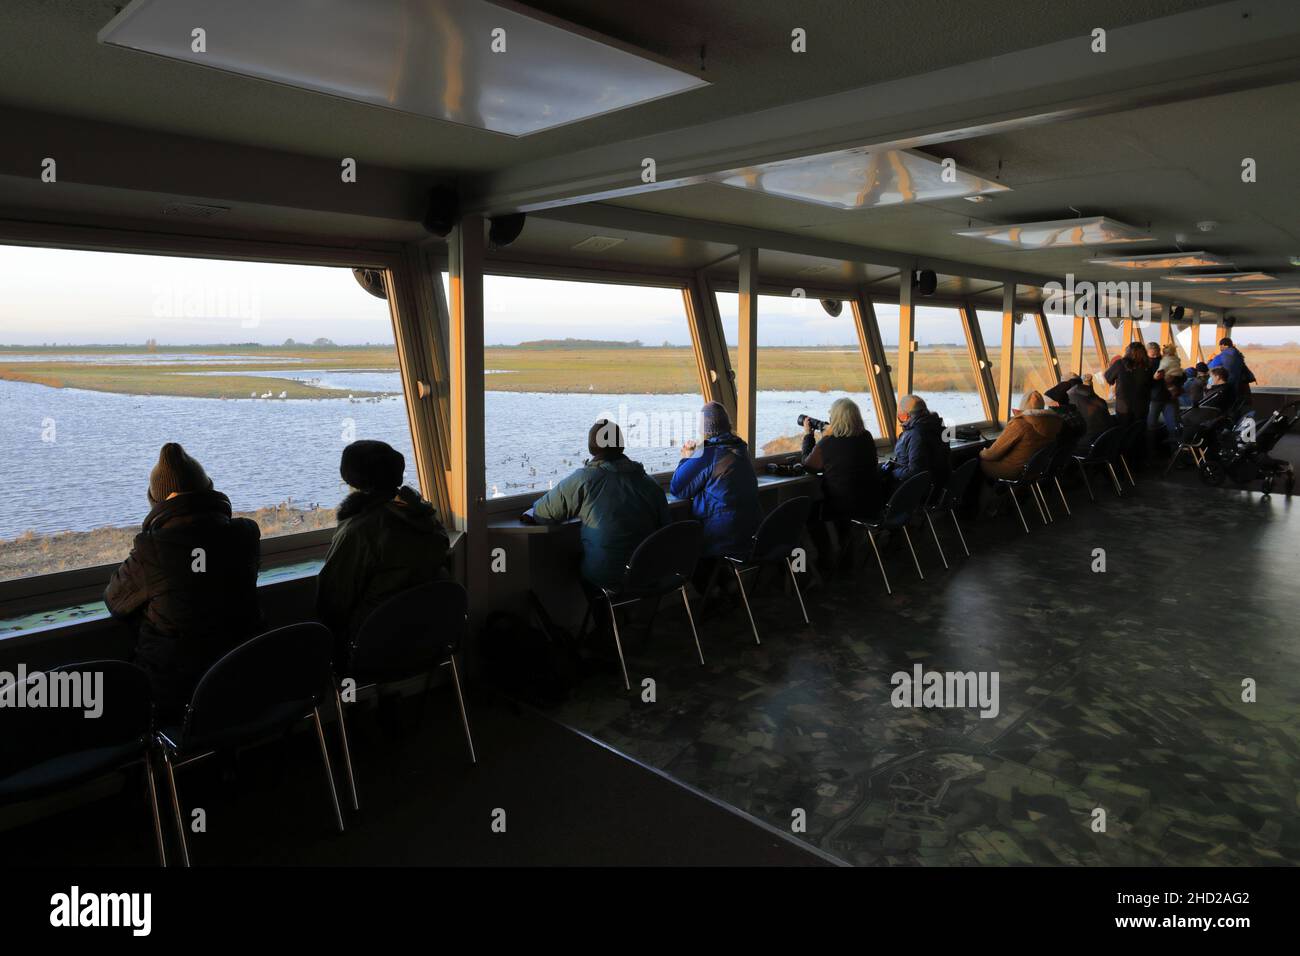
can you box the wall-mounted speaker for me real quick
[912,269,937,296]
[488,213,527,248]
[421,185,460,237]
[1170,305,1185,322]
[820,299,842,317]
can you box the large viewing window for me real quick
[1046,314,1076,378]
[1235,326,1300,388]
[480,276,701,499]
[716,291,875,454]
[0,244,414,584]
[875,303,983,426]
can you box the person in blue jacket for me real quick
[532,418,670,592]
[880,394,950,496]
[670,402,761,585]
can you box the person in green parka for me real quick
[316,440,449,667]
[531,419,670,592]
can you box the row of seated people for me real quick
[103,440,447,720]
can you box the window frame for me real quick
[0,221,420,612]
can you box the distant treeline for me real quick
[507,338,648,350]
[0,340,388,351]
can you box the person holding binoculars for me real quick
[800,397,883,580]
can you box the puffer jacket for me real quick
[533,455,671,589]
[979,409,1063,481]
[888,410,951,489]
[316,486,450,659]
[669,433,761,558]
[104,489,262,716]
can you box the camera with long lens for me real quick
[797,413,828,432]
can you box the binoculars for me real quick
[797,414,828,431]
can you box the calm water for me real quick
[0,372,984,538]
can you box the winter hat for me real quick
[148,442,212,505]
[700,401,732,438]
[1044,377,1079,406]
[340,440,405,495]
[588,419,625,459]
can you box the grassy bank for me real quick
[0,505,338,582]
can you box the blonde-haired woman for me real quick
[802,397,883,579]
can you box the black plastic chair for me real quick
[594,520,704,691]
[155,622,344,866]
[926,458,979,564]
[720,496,813,645]
[1165,407,1224,474]
[1072,425,1126,500]
[335,580,476,812]
[851,472,932,595]
[0,660,164,865]
[992,443,1058,532]
[1118,420,1146,487]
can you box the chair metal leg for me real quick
[1076,459,1096,502]
[1164,447,1183,475]
[1032,483,1052,524]
[448,654,478,765]
[925,513,948,569]
[1107,462,1124,497]
[1120,453,1136,486]
[865,530,892,595]
[784,558,810,624]
[334,686,359,811]
[680,586,706,663]
[312,707,346,834]
[732,564,761,645]
[144,756,166,867]
[902,526,924,580]
[606,594,632,690]
[1054,476,1072,516]
[949,510,970,557]
[1008,487,1030,533]
[162,751,190,868]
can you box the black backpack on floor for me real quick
[477,591,579,707]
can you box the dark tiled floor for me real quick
[546,467,1300,865]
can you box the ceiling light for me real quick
[963,195,992,203]
[1160,272,1275,284]
[710,148,1009,210]
[99,0,707,137]
[1089,251,1231,270]
[954,217,1152,249]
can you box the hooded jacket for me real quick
[888,410,951,490]
[979,409,1063,481]
[533,455,671,589]
[669,433,761,558]
[316,486,450,657]
[104,489,262,716]
[1104,357,1154,419]
[1068,384,1114,438]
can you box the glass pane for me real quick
[1046,314,1076,378]
[481,276,700,498]
[1199,319,1221,360]
[1237,326,1300,388]
[1010,316,1056,407]
[910,305,983,425]
[715,291,874,455]
[976,309,1002,390]
[0,245,413,583]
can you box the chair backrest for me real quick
[1047,435,1079,477]
[181,622,332,753]
[350,580,468,682]
[1,660,152,784]
[1020,442,1058,482]
[882,472,932,527]
[1081,425,1124,461]
[1179,407,1223,441]
[749,496,813,563]
[622,520,702,592]
[934,458,979,511]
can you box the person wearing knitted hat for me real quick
[104,443,262,717]
[670,402,760,586]
[316,440,449,666]
[531,417,670,591]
